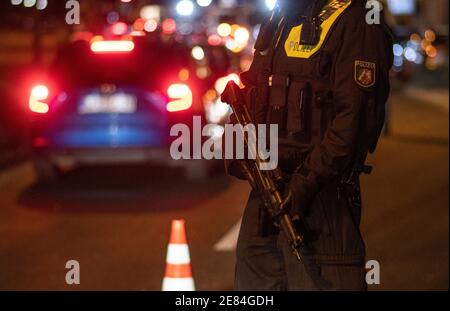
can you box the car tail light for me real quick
[90,40,135,53]
[29,85,49,114]
[167,83,193,112]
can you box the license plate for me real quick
[79,93,137,114]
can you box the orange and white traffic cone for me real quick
[162,219,195,291]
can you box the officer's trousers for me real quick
[235,190,367,291]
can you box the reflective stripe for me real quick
[165,263,193,278]
[162,277,195,291]
[284,0,352,58]
[166,244,191,265]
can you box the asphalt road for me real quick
[0,92,448,291]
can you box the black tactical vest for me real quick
[245,0,391,166]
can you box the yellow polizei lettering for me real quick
[285,0,352,59]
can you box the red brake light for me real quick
[90,40,135,53]
[167,83,193,112]
[29,85,49,114]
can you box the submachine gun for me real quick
[221,81,305,261]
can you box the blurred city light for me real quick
[225,39,238,51]
[130,30,146,37]
[253,24,261,40]
[393,55,403,70]
[393,44,403,57]
[178,22,194,35]
[207,34,222,46]
[196,67,211,79]
[205,97,231,124]
[387,0,416,15]
[197,0,212,7]
[31,85,48,101]
[425,45,437,58]
[265,0,277,10]
[179,68,190,81]
[191,46,205,61]
[36,0,47,10]
[133,18,145,31]
[11,0,23,5]
[220,0,237,9]
[404,46,417,62]
[217,23,232,37]
[144,19,158,32]
[234,27,250,44]
[167,84,193,112]
[111,22,129,36]
[23,0,36,8]
[214,73,240,94]
[424,29,436,43]
[140,5,161,21]
[176,0,195,16]
[107,12,120,25]
[29,85,49,114]
[162,19,177,34]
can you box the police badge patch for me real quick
[355,60,376,88]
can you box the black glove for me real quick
[286,173,318,217]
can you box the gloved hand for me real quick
[286,173,318,217]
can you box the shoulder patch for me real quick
[284,0,352,59]
[355,60,376,88]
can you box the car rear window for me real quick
[50,39,191,90]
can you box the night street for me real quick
[0,91,447,291]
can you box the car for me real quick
[27,35,225,183]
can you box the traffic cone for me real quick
[162,219,195,291]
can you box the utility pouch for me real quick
[314,89,333,109]
[246,86,267,125]
[269,74,290,109]
[257,70,271,109]
[267,74,290,128]
[309,82,333,142]
[287,81,311,135]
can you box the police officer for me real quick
[225,0,393,290]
